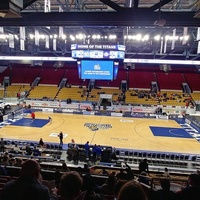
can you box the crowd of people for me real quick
[1,136,200,200]
[1,158,200,200]
[67,141,116,164]
[130,89,194,107]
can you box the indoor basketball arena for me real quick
[0,1,200,200]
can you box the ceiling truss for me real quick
[0,0,199,61]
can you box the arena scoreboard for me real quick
[71,44,125,60]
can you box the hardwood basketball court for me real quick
[0,112,200,155]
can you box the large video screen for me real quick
[80,60,114,80]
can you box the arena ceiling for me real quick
[0,0,200,63]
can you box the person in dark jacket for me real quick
[139,159,149,174]
[1,159,58,200]
[176,173,200,200]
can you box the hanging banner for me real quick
[197,27,200,54]
[9,34,14,48]
[0,27,4,34]
[164,37,167,53]
[44,0,51,12]
[171,28,176,50]
[182,27,188,45]
[160,37,163,54]
[59,27,63,38]
[53,38,57,51]
[35,29,39,46]
[45,35,49,49]
[20,39,25,51]
[197,41,200,54]
[20,27,26,40]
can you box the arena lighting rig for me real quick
[0,56,200,66]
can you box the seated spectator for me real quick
[81,173,101,200]
[25,145,32,155]
[100,173,118,196]
[101,168,109,176]
[114,180,127,199]
[54,170,62,188]
[155,179,177,200]
[33,146,41,156]
[82,164,90,174]
[163,168,170,178]
[1,159,58,200]
[176,173,200,200]
[0,164,7,175]
[117,180,148,200]
[59,171,86,200]
[60,162,70,172]
[1,152,9,166]
[138,171,150,186]
[116,169,130,181]
[15,158,23,167]
[120,162,134,180]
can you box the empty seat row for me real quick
[115,150,192,162]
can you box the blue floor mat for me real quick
[150,126,193,138]
[10,118,49,128]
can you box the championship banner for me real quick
[164,37,167,53]
[20,27,26,50]
[9,34,14,48]
[53,38,57,51]
[197,27,200,54]
[0,27,4,34]
[20,40,25,51]
[59,27,63,38]
[20,27,26,40]
[182,27,188,45]
[160,37,163,54]
[171,28,176,50]
[45,35,49,49]
[44,0,51,12]
[35,29,39,46]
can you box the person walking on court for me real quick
[31,112,35,120]
[48,116,52,123]
[58,131,64,146]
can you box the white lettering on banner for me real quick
[95,45,102,49]
[102,45,116,49]
[74,44,125,50]
[78,45,89,49]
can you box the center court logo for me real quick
[84,123,112,131]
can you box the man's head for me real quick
[59,171,83,200]
[21,159,41,180]
[188,173,200,187]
